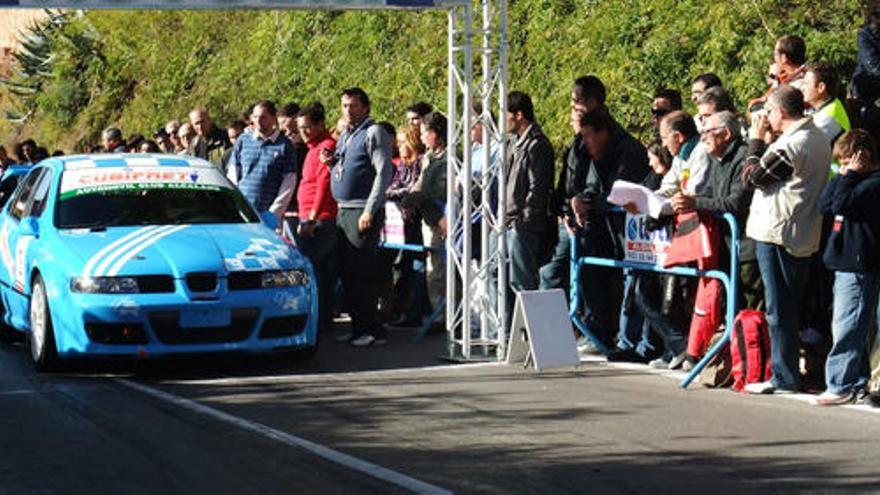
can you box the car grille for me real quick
[186,272,218,292]
[149,308,258,344]
[136,275,175,293]
[259,315,309,339]
[85,323,149,345]
[228,271,262,290]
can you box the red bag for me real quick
[730,309,772,392]
[663,211,716,268]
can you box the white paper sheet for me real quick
[607,180,667,219]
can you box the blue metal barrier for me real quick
[379,241,446,341]
[569,210,740,389]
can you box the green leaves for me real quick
[0,0,864,154]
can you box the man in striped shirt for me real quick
[228,101,297,226]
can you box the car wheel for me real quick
[29,275,58,371]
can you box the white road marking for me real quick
[160,361,505,386]
[118,379,453,495]
[0,389,37,396]
[585,355,880,416]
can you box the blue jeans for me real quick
[506,228,542,293]
[616,271,658,356]
[539,221,570,291]
[825,271,880,395]
[755,242,812,391]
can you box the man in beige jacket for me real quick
[741,85,832,394]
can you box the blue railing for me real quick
[569,210,740,389]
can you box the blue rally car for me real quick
[0,154,317,369]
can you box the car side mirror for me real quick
[20,216,39,238]
[260,211,279,230]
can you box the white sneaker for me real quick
[743,381,775,394]
[813,391,856,406]
[576,339,603,355]
[648,358,669,369]
[350,334,387,347]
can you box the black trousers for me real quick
[294,221,338,336]
[336,207,385,339]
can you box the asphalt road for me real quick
[3,326,880,495]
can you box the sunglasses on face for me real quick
[651,108,670,117]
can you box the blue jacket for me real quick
[820,170,880,272]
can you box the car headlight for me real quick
[261,269,310,288]
[71,276,139,294]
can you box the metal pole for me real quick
[495,0,509,360]
[461,3,474,358]
[446,6,459,359]
[479,0,492,349]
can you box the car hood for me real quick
[57,223,306,278]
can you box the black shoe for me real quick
[855,389,880,408]
[607,348,649,364]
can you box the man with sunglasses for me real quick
[670,112,756,366]
[651,87,683,139]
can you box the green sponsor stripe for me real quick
[60,182,224,200]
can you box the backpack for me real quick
[699,331,733,388]
[730,309,772,392]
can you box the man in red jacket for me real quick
[295,102,338,337]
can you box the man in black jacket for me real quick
[570,109,649,348]
[540,75,606,291]
[504,91,555,294]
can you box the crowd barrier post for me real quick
[569,210,740,389]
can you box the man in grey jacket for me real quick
[504,91,555,294]
[327,87,394,347]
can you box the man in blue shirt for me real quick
[229,101,297,226]
[327,87,394,347]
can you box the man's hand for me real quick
[438,216,448,237]
[319,147,334,166]
[297,221,317,238]
[622,202,641,215]
[749,111,774,144]
[358,211,373,233]
[570,196,592,228]
[559,216,575,236]
[671,192,696,213]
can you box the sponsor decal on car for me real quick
[224,238,291,271]
[59,166,231,200]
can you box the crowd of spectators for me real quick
[1,5,879,406]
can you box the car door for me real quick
[0,168,49,294]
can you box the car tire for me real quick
[29,275,58,371]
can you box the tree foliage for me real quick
[0,0,866,153]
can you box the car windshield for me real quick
[55,167,259,229]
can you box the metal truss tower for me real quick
[445,0,508,361]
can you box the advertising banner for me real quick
[624,212,670,266]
